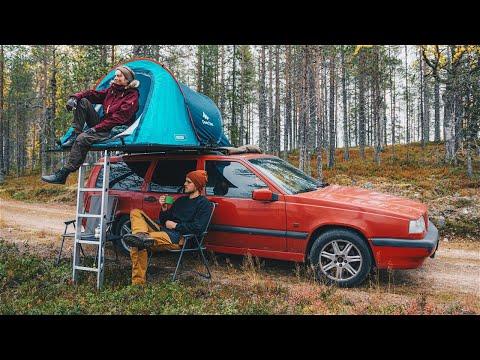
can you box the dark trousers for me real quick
[65,99,110,171]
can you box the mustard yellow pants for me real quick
[129,208,181,285]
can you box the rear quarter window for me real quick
[95,161,150,191]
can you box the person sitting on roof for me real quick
[41,65,140,185]
[122,170,212,285]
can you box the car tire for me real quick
[309,229,372,287]
[113,215,132,257]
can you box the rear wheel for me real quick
[113,215,132,257]
[309,229,372,287]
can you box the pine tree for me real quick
[328,47,336,169]
[341,45,349,160]
[258,46,267,151]
[0,45,4,183]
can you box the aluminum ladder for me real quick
[72,150,110,290]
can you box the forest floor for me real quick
[0,142,479,314]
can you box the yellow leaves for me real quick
[453,46,467,63]
[353,45,374,56]
[452,45,480,64]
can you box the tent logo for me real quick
[202,112,214,127]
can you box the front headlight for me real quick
[409,216,426,234]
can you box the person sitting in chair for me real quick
[123,170,212,285]
[41,65,140,185]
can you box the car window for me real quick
[149,160,197,193]
[95,161,150,191]
[205,160,268,199]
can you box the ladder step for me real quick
[77,213,102,218]
[74,265,99,272]
[78,188,103,192]
[76,239,101,245]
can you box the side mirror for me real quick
[252,188,279,202]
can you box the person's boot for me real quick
[41,167,72,185]
[61,132,79,147]
[123,232,155,250]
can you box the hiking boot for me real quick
[123,233,155,249]
[62,132,78,147]
[41,167,72,185]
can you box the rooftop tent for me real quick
[58,59,231,151]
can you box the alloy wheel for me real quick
[319,240,363,282]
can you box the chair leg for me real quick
[57,222,71,265]
[56,235,67,265]
[172,242,188,281]
[197,247,212,279]
[193,237,211,280]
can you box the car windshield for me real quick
[249,157,328,195]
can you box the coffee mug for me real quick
[165,195,174,205]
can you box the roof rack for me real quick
[47,144,263,156]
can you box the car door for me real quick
[142,158,198,221]
[204,160,287,252]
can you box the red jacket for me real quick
[73,81,139,132]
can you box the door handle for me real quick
[144,196,157,203]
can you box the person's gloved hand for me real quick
[66,97,77,111]
[84,128,96,135]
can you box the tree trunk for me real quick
[358,50,366,159]
[354,75,358,147]
[434,75,441,142]
[111,45,116,65]
[196,45,203,93]
[423,74,431,145]
[40,46,49,176]
[231,45,237,146]
[419,47,425,148]
[316,51,324,180]
[342,46,349,160]
[0,45,4,183]
[373,47,382,165]
[239,48,245,147]
[274,45,281,156]
[48,46,57,172]
[443,90,455,162]
[284,45,292,159]
[299,46,309,172]
[390,46,396,157]
[258,46,267,151]
[405,45,410,144]
[219,46,226,122]
[328,49,336,169]
[267,46,274,153]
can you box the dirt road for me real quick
[1,198,479,297]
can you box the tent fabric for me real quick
[58,59,231,152]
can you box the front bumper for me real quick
[371,221,439,257]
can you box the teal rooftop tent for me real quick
[58,58,231,152]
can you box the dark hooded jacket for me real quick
[72,80,140,132]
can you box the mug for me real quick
[165,195,174,205]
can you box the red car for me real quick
[85,150,439,287]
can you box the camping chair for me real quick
[57,195,119,265]
[148,202,216,281]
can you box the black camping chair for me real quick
[148,202,216,281]
[57,195,119,265]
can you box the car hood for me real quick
[294,185,427,219]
